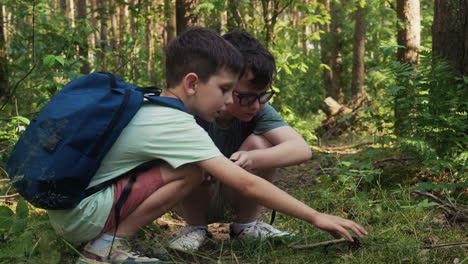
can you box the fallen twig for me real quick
[412,190,466,212]
[288,238,347,249]
[0,193,20,199]
[373,157,414,166]
[422,242,468,249]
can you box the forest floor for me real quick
[0,144,467,264]
[128,144,468,264]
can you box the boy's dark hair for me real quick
[223,30,276,90]
[165,27,244,88]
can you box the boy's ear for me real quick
[182,73,198,95]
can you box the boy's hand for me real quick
[310,212,368,242]
[230,151,254,170]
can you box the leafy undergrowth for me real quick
[0,144,466,263]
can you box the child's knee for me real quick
[239,134,272,151]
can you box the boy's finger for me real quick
[337,227,354,242]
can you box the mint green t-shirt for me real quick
[48,104,222,242]
[206,104,288,157]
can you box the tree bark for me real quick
[146,2,155,82]
[66,0,76,28]
[351,3,366,101]
[320,0,344,104]
[176,0,196,34]
[227,0,243,31]
[432,0,467,76]
[77,0,90,74]
[165,0,176,44]
[98,0,108,70]
[119,1,127,46]
[90,0,100,68]
[397,0,421,64]
[109,0,118,50]
[0,3,8,98]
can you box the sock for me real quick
[89,234,124,250]
[232,221,256,234]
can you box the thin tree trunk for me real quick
[0,3,8,98]
[320,0,344,104]
[146,3,155,82]
[176,0,190,34]
[109,0,118,50]
[432,0,467,76]
[397,0,421,64]
[90,0,100,68]
[227,0,243,31]
[395,0,421,135]
[351,3,366,100]
[119,1,127,46]
[98,0,108,71]
[77,0,90,74]
[66,0,76,28]
[165,0,176,44]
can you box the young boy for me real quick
[171,30,315,251]
[49,27,366,264]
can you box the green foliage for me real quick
[365,51,467,192]
[0,116,30,164]
[0,199,73,264]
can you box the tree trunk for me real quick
[227,0,243,31]
[77,0,90,74]
[0,3,8,98]
[90,0,100,68]
[176,0,190,35]
[165,0,176,44]
[98,0,108,71]
[395,0,420,135]
[351,3,366,101]
[320,0,344,104]
[397,0,421,64]
[432,0,467,76]
[119,1,127,46]
[146,3,155,82]
[66,0,76,28]
[109,0,118,50]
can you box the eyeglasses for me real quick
[232,90,275,106]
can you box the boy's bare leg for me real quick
[110,163,203,237]
[175,182,212,226]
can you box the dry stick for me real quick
[0,193,20,199]
[288,238,347,249]
[412,190,461,212]
[422,242,468,249]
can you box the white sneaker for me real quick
[76,238,161,264]
[230,222,293,240]
[169,226,211,252]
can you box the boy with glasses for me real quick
[171,31,320,251]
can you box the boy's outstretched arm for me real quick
[198,156,368,241]
[230,126,312,170]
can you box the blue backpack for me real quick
[6,72,186,210]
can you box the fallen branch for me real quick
[412,190,463,212]
[422,242,468,249]
[0,193,20,199]
[412,190,468,223]
[288,238,347,249]
[373,157,415,166]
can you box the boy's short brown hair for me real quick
[165,27,244,88]
[223,30,276,91]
